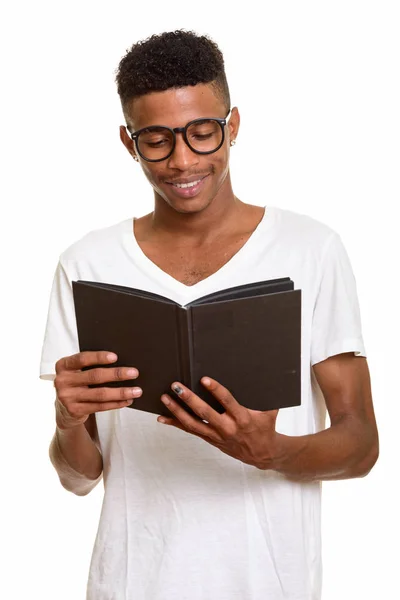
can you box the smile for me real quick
[172,179,203,189]
[165,174,209,198]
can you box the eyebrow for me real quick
[130,113,230,136]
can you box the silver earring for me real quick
[230,139,236,147]
[133,155,139,162]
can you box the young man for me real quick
[41,30,379,600]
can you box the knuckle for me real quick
[96,403,113,413]
[223,423,237,440]
[64,357,72,371]
[55,380,68,400]
[56,390,68,406]
[68,405,82,419]
[66,353,80,370]
[219,391,232,405]
[96,387,106,401]
[181,415,193,429]
[78,351,94,369]
[87,368,101,384]
[121,386,130,400]
[75,352,91,369]
[196,410,209,422]
[53,374,62,391]
[237,412,251,428]
[114,367,124,381]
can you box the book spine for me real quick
[175,306,192,387]
[186,307,195,389]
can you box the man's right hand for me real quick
[54,351,142,429]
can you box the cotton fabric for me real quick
[40,206,366,600]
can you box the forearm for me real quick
[269,416,379,482]
[49,424,103,496]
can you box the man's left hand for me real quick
[158,377,280,470]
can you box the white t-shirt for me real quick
[40,206,366,600]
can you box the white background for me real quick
[1,1,399,598]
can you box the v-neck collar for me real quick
[122,206,276,299]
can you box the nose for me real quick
[167,133,200,171]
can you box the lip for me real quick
[165,174,209,198]
[166,174,208,185]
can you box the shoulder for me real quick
[270,206,339,254]
[60,218,133,264]
[271,206,337,240]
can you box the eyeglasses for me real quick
[128,110,231,162]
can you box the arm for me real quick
[49,414,103,497]
[49,351,142,496]
[154,352,379,482]
[272,352,379,481]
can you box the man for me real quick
[40,30,379,600]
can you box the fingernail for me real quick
[201,377,211,386]
[161,395,170,405]
[172,385,183,395]
[127,368,138,377]
[107,353,118,361]
[130,387,142,397]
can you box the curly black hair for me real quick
[116,30,230,114]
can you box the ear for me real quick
[119,125,138,161]
[228,107,240,145]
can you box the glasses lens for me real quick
[186,120,223,153]
[137,127,174,161]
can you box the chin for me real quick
[164,194,214,215]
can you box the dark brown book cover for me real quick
[72,279,301,418]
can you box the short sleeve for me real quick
[311,233,366,366]
[40,259,79,380]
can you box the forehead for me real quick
[127,83,225,130]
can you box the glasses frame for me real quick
[129,109,231,163]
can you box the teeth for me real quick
[172,179,201,189]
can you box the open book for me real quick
[72,278,301,418]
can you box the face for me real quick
[119,84,240,215]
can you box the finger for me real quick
[170,382,222,429]
[56,351,118,373]
[67,398,138,417]
[77,366,139,387]
[200,377,244,419]
[157,414,223,445]
[76,385,142,403]
[81,399,138,413]
[160,394,221,443]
